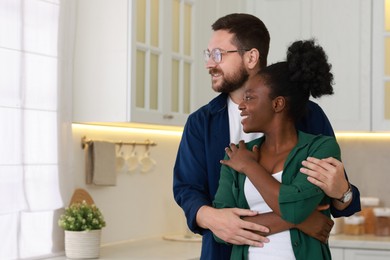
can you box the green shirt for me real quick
[213,131,340,260]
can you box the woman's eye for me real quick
[244,96,252,101]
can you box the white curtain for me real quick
[0,0,74,259]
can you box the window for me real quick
[0,0,71,258]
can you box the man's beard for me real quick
[211,65,249,93]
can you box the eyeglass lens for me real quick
[204,49,222,63]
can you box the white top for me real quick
[244,171,296,260]
[228,97,263,143]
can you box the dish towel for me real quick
[85,141,117,186]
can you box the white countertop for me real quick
[329,234,390,250]
[45,234,390,259]
[45,235,202,260]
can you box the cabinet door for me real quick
[330,247,344,260]
[345,249,390,260]
[131,0,195,126]
[372,0,390,131]
[72,0,129,123]
[309,0,371,131]
[247,0,372,131]
[246,0,309,63]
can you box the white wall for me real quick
[70,124,186,245]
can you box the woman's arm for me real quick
[243,210,333,243]
[220,136,339,224]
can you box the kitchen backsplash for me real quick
[336,135,390,207]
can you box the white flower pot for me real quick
[65,230,102,259]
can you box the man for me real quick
[173,13,360,260]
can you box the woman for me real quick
[213,39,337,260]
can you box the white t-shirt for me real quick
[244,172,295,260]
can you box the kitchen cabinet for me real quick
[329,234,390,260]
[372,0,390,131]
[72,0,246,127]
[331,248,390,260]
[344,249,390,259]
[72,0,195,126]
[330,248,343,260]
[247,0,372,131]
[72,0,128,124]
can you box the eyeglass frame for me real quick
[203,48,250,64]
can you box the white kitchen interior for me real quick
[1,0,390,259]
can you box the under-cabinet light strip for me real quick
[335,132,390,138]
[72,123,183,137]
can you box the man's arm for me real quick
[297,101,361,217]
[301,156,361,216]
[173,114,216,235]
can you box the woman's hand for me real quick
[220,140,260,173]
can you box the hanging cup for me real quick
[126,144,139,173]
[139,145,156,173]
[115,144,127,174]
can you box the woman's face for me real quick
[239,75,274,133]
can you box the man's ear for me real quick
[246,48,260,70]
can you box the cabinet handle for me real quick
[163,114,174,120]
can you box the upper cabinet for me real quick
[73,0,390,131]
[72,0,247,127]
[372,0,390,131]
[72,0,129,124]
[132,0,194,125]
[247,0,372,131]
[73,0,196,126]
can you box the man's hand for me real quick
[196,206,270,247]
[295,208,334,243]
[300,157,349,199]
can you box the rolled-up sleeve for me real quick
[278,133,340,224]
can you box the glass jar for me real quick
[373,207,390,236]
[343,215,365,235]
[360,197,380,234]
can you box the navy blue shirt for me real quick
[173,93,360,260]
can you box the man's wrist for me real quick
[196,205,213,229]
[337,183,353,203]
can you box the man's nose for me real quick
[205,57,217,69]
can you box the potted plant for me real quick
[58,200,106,259]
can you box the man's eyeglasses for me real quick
[203,48,249,64]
